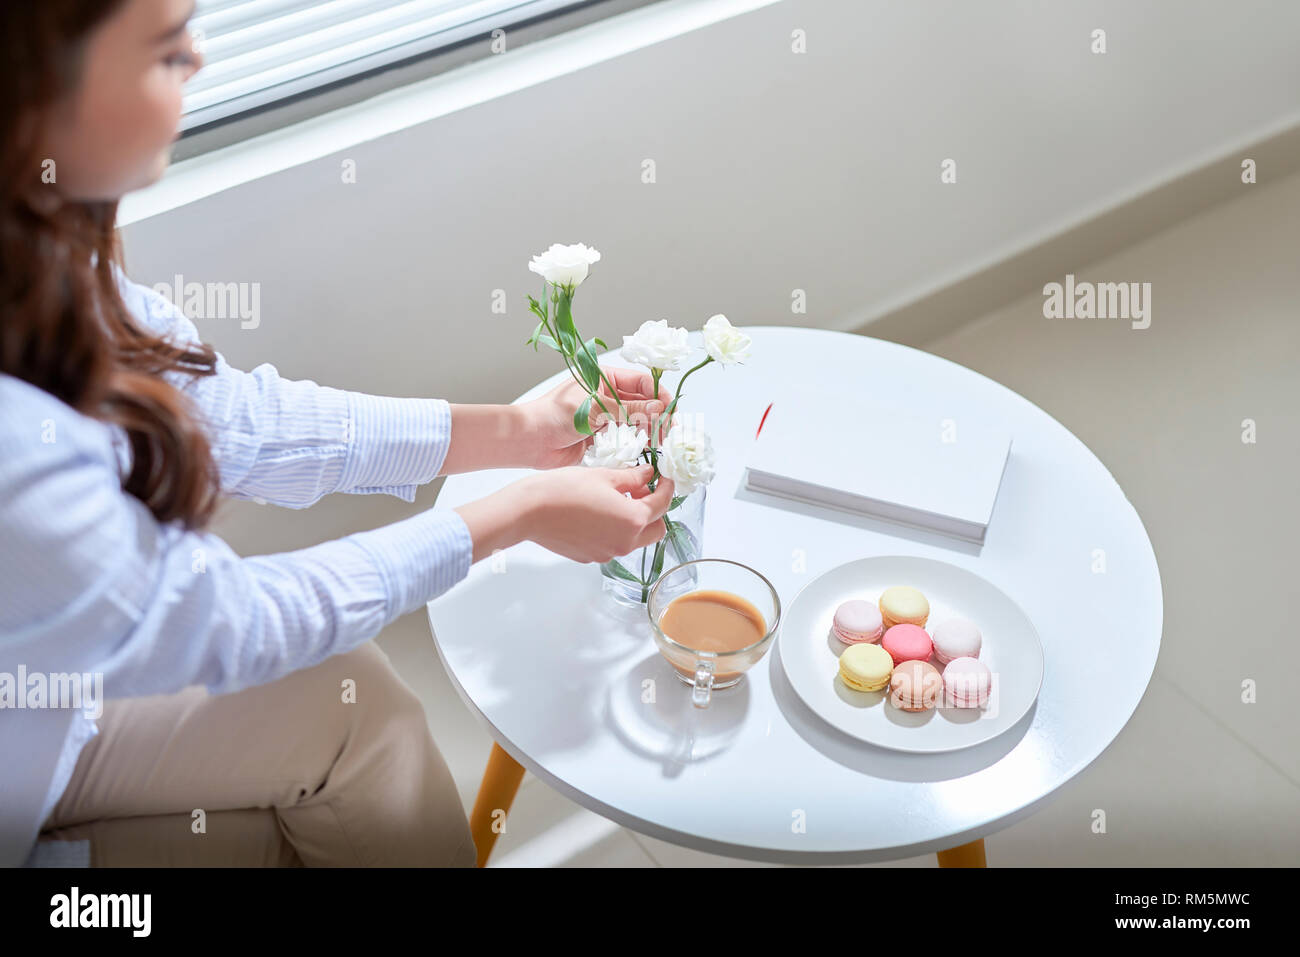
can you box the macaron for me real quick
[832,599,884,645]
[931,617,982,666]
[942,656,992,708]
[881,623,933,666]
[889,660,943,712]
[878,585,930,630]
[837,642,893,693]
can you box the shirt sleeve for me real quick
[118,275,452,508]
[0,380,474,700]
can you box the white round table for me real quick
[427,326,1162,865]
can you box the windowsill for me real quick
[118,0,783,227]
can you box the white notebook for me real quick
[742,392,1012,544]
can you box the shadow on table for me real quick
[603,651,752,777]
[438,555,753,774]
[440,552,1031,787]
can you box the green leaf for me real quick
[601,558,643,584]
[664,519,696,564]
[573,395,593,435]
[554,289,578,353]
[572,345,602,394]
[537,334,560,352]
[668,495,686,511]
[649,536,668,582]
[593,337,607,350]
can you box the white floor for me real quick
[372,168,1300,866]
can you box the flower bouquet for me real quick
[523,242,753,605]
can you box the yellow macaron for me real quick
[837,642,894,693]
[878,585,930,630]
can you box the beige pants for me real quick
[35,641,476,867]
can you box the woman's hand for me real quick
[516,464,676,563]
[454,464,676,565]
[520,367,674,470]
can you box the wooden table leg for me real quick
[469,742,526,867]
[936,838,987,867]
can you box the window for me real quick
[181,0,655,141]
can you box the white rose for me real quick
[528,243,602,287]
[702,314,752,366]
[582,422,648,469]
[621,319,692,372]
[657,422,716,497]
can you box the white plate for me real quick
[778,555,1044,753]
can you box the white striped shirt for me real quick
[0,272,474,866]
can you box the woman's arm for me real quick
[0,376,486,700]
[441,403,534,474]
[120,276,459,507]
[118,276,672,495]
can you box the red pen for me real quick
[756,401,773,440]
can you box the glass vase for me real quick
[600,485,707,607]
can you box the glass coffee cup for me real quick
[647,559,782,708]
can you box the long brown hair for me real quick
[1,0,221,528]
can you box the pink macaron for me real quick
[931,617,982,666]
[832,599,884,645]
[942,656,992,708]
[881,623,933,666]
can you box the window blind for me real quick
[183,0,590,129]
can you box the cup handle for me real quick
[692,659,714,709]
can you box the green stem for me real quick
[648,356,711,452]
[549,280,625,429]
[650,368,662,438]
[667,356,712,412]
[538,296,615,427]
[582,340,627,418]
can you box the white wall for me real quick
[117,0,1300,550]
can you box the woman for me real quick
[0,0,675,867]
